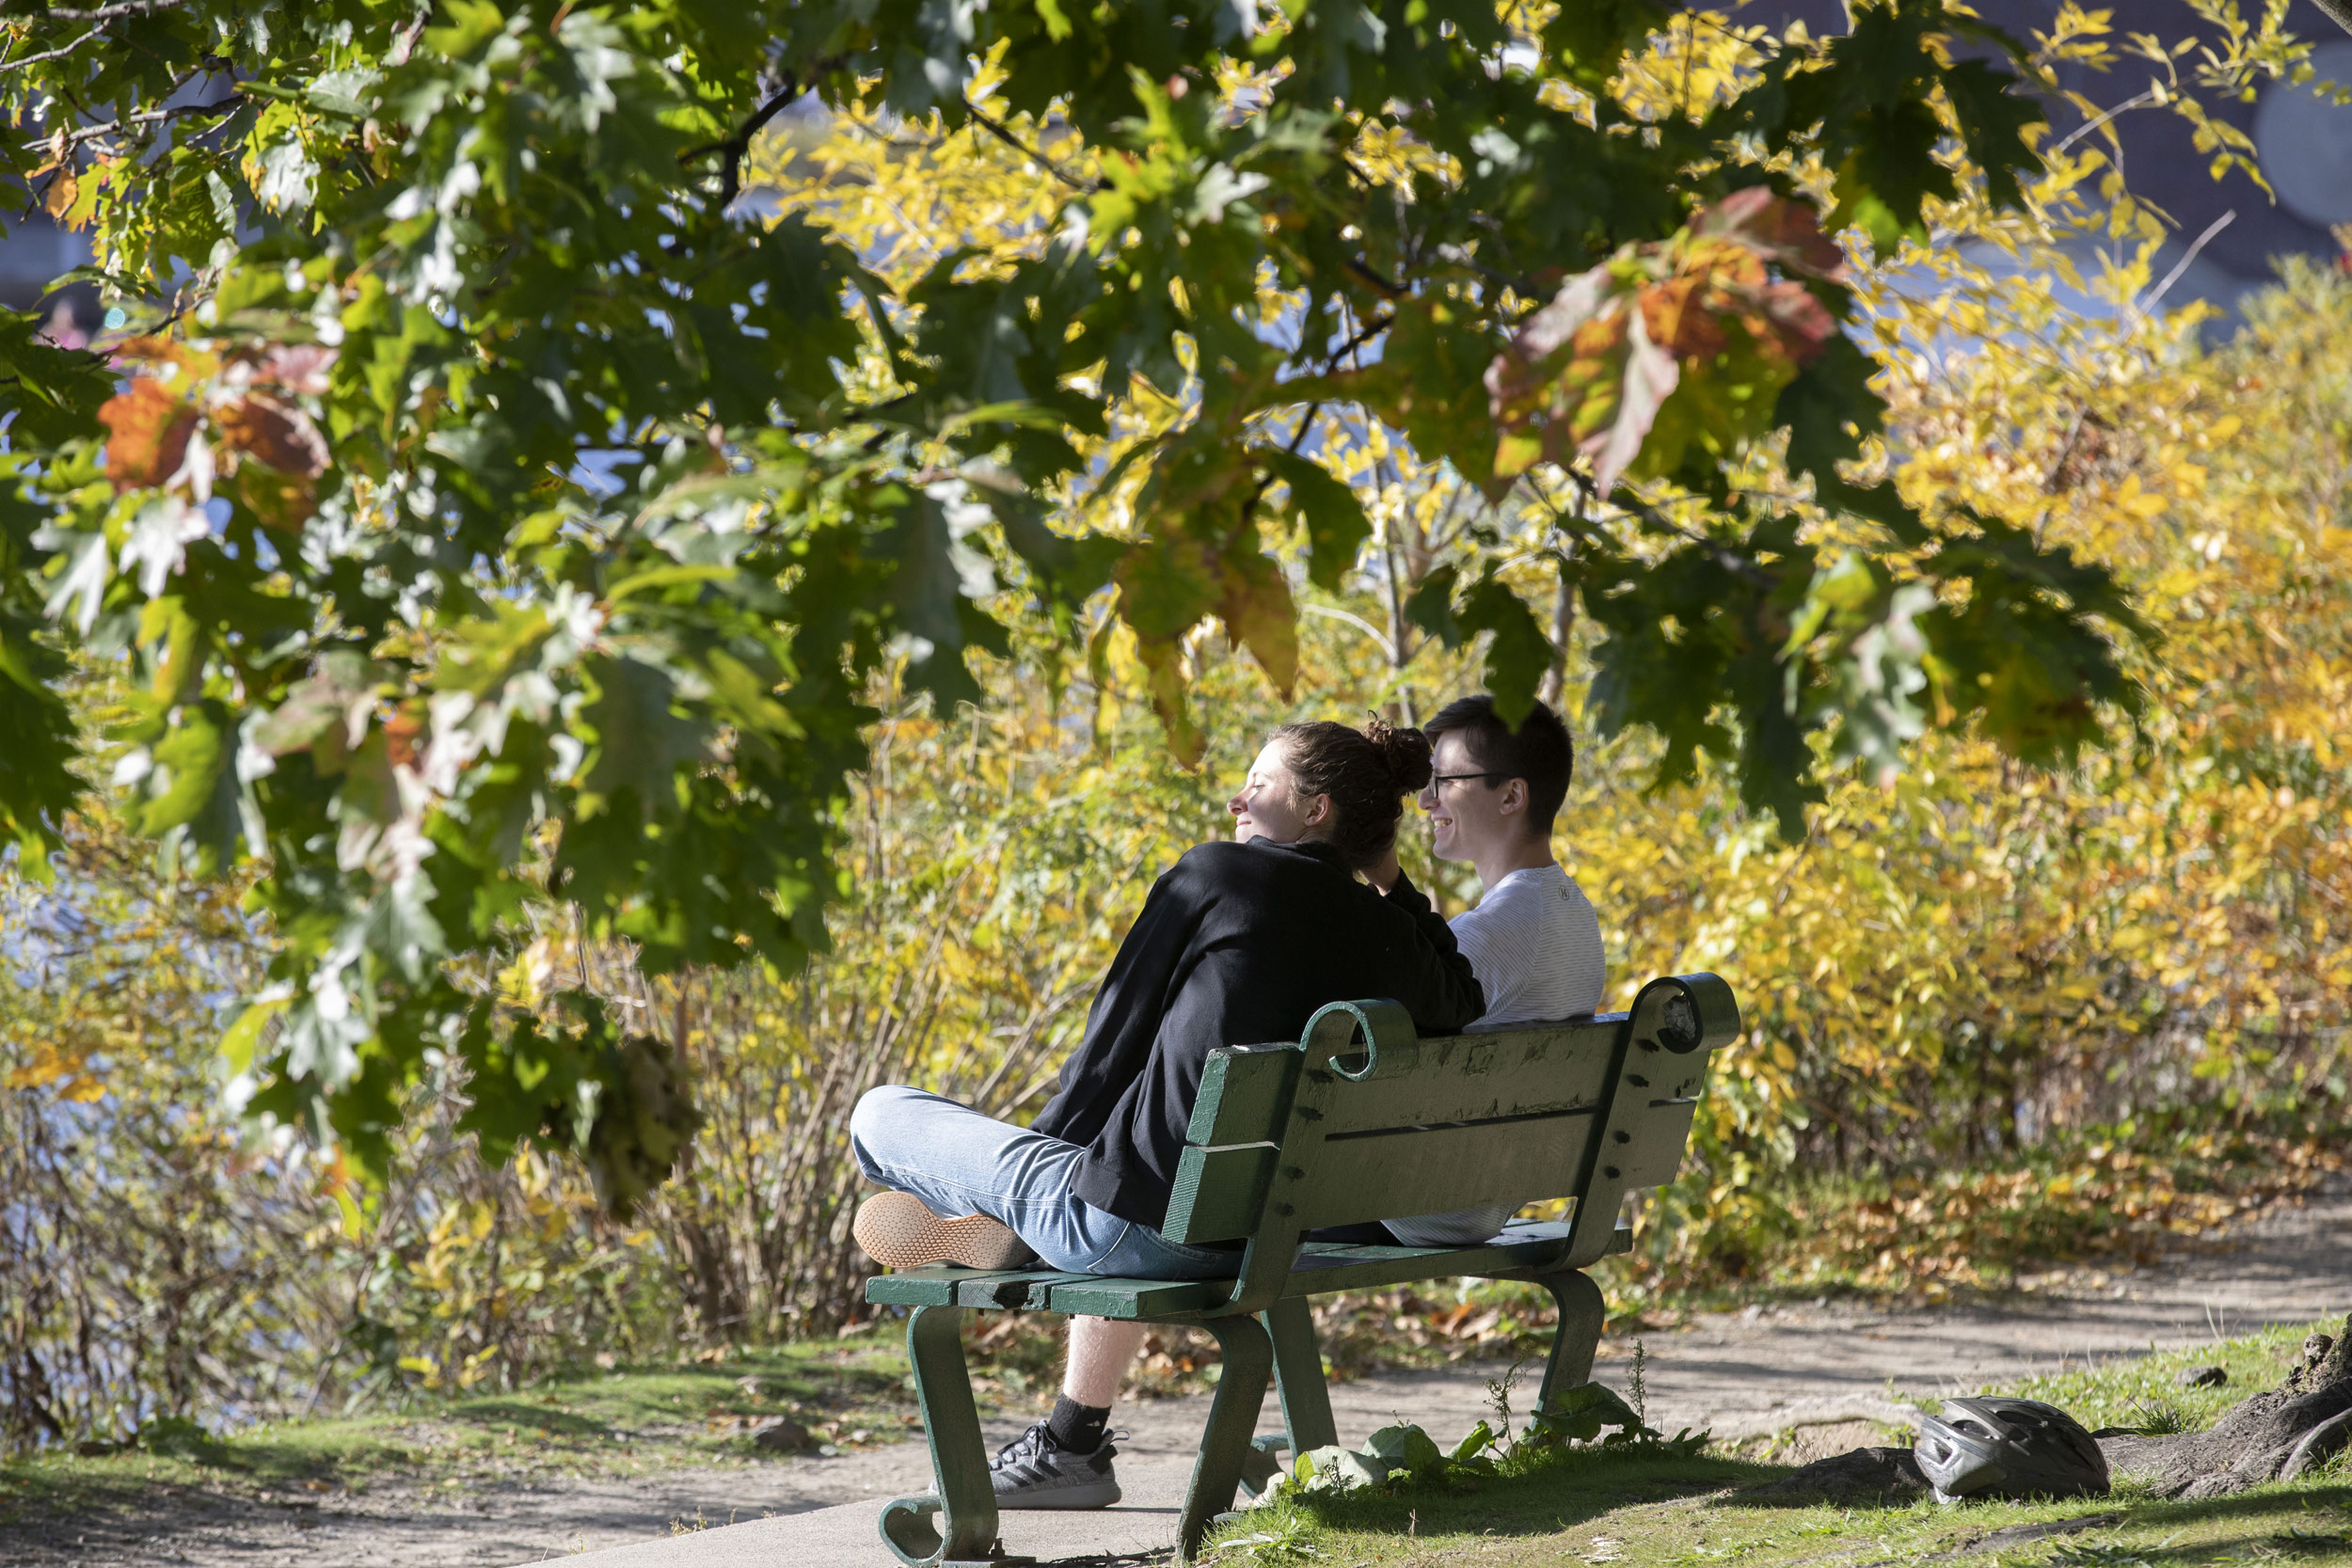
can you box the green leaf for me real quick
[0,608,83,866]
[1404,563,1465,648]
[576,654,713,823]
[1455,574,1554,730]
[0,309,111,448]
[1262,449,1369,592]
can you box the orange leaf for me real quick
[99,377,198,491]
[1640,276,1727,360]
[40,167,77,222]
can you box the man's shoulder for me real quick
[1454,866,1599,951]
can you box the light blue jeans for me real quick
[849,1085,1235,1281]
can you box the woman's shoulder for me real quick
[1172,837,1353,887]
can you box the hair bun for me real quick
[1363,715,1433,794]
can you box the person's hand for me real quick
[1364,844,1402,895]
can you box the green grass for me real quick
[0,1329,923,1525]
[1204,1317,2352,1568]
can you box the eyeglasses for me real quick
[1427,771,1504,789]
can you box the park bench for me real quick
[863,971,1740,1566]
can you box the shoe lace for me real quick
[992,1420,1057,1475]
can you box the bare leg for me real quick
[1064,1316,1150,1407]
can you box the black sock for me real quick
[1046,1394,1110,1451]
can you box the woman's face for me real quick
[1228,740,1328,845]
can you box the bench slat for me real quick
[1280,1109,1605,1231]
[1310,1020,1623,1137]
[1042,1275,1225,1318]
[1184,1044,1300,1148]
[866,1268,973,1307]
[954,1270,1098,1309]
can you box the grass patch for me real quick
[0,1332,917,1525]
[1207,1316,2352,1567]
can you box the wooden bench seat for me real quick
[864,972,1740,1566]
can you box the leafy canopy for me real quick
[0,0,2202,1193]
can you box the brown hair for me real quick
[1269,716,1434,871]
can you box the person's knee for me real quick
[849,1085,917,1177]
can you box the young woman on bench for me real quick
[848,715,1482,1505]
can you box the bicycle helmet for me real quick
[1914,1397,2110,1503]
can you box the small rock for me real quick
[2176,1364,2229,1388]
[752,1418,813,1452]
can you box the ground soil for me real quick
[4,1177,2345,1568]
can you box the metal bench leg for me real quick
[1263,1297,1338,1453]
[1178,1311,1274,1561]
[878,1305,1002,1568]
[1529,1268,1606,1417]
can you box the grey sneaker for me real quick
[990,1419,1121,1510]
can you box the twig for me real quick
[2048,86,2161,157]
[30,93,244,152]
[1302,603,1396,660]
[1345,256,1407,299]
[38,0,185,20]
[2133,209,2234,321]
[961,98,1100,192]
[0,23,109,75]
[1328,309,1393,366]
[2312,0,2352,38]
[678,76,805,211]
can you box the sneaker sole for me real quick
[854,1192,1033,1271]
[996,1479,1122,1510]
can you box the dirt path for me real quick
[8,1179,2347,1568]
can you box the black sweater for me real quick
[1029,837,1486,1228]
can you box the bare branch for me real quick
[679,76,805,212]
[960,99,1101,192]
[2312,0,2352,38]
[0,23,109,75]
[28,93,244,153]
[38,0,186,20]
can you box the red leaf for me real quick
[216,392,329,478]
[1693,188,1848,280]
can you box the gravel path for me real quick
[7,1180,2346,1568]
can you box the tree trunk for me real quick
[2101,1320,2352,1497]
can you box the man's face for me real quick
[1419,731,1512,863]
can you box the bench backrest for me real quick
[1164,973,1738,1309]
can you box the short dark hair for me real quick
[1423,695,1573,834]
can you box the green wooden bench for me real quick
[864,972,1740,1566]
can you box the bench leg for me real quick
[1529,1268,1606,1418]
[1178,1311,1274,1561]
[878,1305,1001,1568]
[1263,1297,1338,1453]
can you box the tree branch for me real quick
[30,93,244,153]
[2312,0,2352,38]
[961,99,1101,192]
[679,76,803,212]
[40,0,185,20]
[0,23,110,75]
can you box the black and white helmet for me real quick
[1914,1398,2110,1503]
